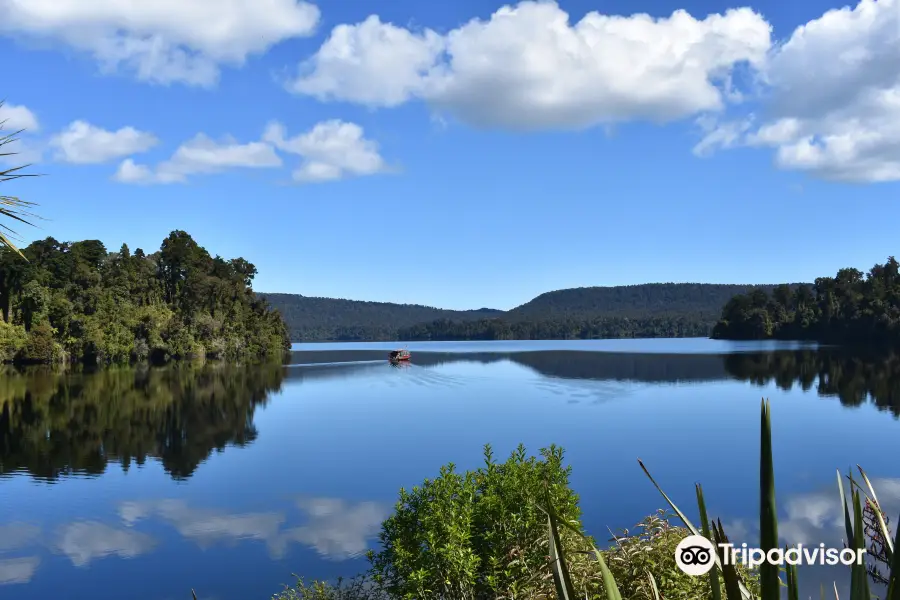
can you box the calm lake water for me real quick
[2,339,899,599]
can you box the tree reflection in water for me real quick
[0,360,286,481]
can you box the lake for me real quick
[1,338,899,599]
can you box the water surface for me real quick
[1,339,898,599]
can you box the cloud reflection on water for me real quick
[54,521,157,567]
[117,496,390,561]
[0,557,40,585]
[719,477,900,598]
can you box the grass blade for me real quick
[784,547,799,600]
[759,399,780,600]
[837,470,854,546]
[856,465,893,562]
[712,520,745,600]
[639,462,753,599]
[553,517,622,600]
[697,483,723,600]
[546,492,576,600]
[850,490,871,600]
[646,571,661,600]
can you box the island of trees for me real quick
[711,256,900,346]
[0,231,290,364]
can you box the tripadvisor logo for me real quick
[674,535,867,576]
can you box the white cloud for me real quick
[287,1,772,129]
[263,120,390,182]
[0,103,43,165]
[0,103,39,132]
[114,133,282,184]
[287,15,445,107]
[693,0,900,182]
[50,121,158,164]
[0,0,321,86]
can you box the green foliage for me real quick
[19,321,63,363]
[0,319,26,361]
[368,444,594,599]
[606,511,727,600]
[397,315,713,341]
[712,258,900,346]
[271,576,386,600]
[0,230,290,365]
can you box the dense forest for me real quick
[504,283,794,319]
[711,256,900,346]
[0,231,290,364]
[395,314,711,340]
[260,292,502,341]
[267,283,791,341]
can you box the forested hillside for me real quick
[507,283,792,319]
[0,231,290,364]
[260,293,502,341]
[267,283,796,342]
[396,314,711,340]
[712,256,900,346]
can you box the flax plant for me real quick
[0,100,41,257]
[545,399,900,600]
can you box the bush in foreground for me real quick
[270,446,751,600]
[264,399,895,600]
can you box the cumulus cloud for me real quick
[116,120,389,185]
[263,120,390,182]
[114,133,282,184]
[0,0,321,86]
[0,103,39,132]
[0,102,43,165]
[695,0,900,182]
[49,121,158,164]
[287,1,772,129]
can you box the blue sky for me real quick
[0,0,897,310]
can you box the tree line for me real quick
[0,230,290,364]
[396,314,712,340]
[712,256,900,345]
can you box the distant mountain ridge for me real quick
[259,292,503,341]
[261,283,801,342]
[506,283,795,320]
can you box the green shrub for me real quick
[272,576,385,600]
[367,444,594,599]
[0,319,27,361]
[603,510,759,600]
[18,321,63,363]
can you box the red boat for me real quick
[388,349,411,363]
